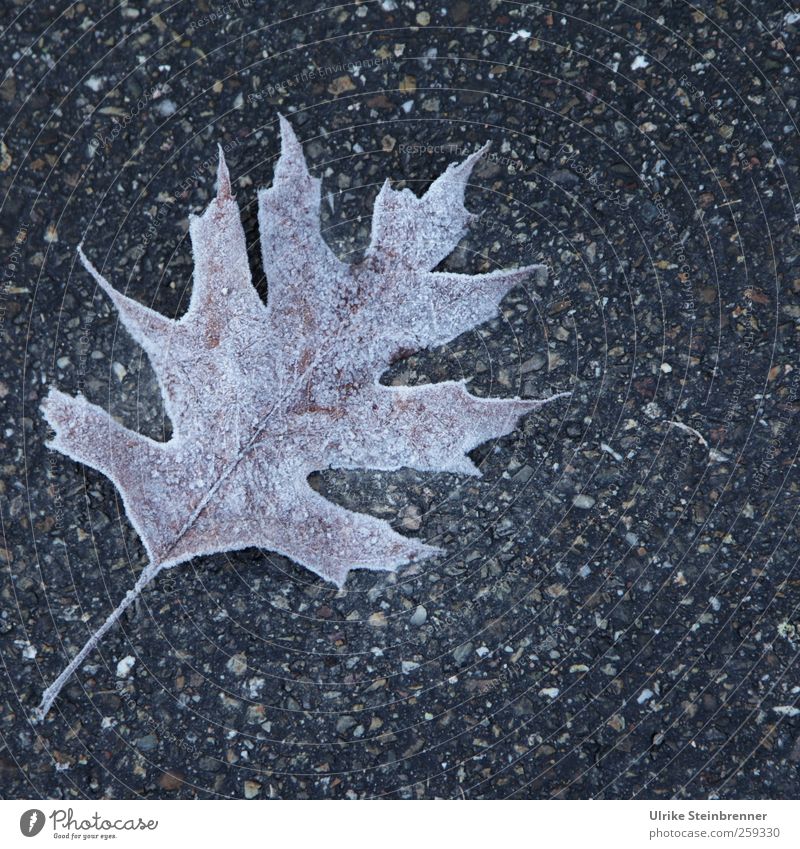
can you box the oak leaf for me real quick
[36,117,567,717]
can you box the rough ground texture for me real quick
[1,0,798,799]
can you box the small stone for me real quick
[410,605,427,626]
[399,75,416,93]
[226,652,247,676]
[539,687,560,698]
[637,688,654,704]
[368,611,387,627]
[401,660,420,673]
[554,326,570,342]
[134,734,158,752]
[246,704,266,724]
[607,714,626,731]
[416,11,431,25]
[600,443,622,462]
[336,715,357,734]
[0,140,10,172]
[400,504,422,531]
[513,465,534,483]
[520,353,546,373]
[158,770,184,791]
[328,75,356,96]
[643,401,662,420]
[155,99,177,117]
[452,642,473,665]
[112,361,127,382]
[116,655,135,678]
[573,494,595,509]
[243,780,262,799]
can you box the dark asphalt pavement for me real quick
[1,0,798,799]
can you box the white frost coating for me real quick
[36,116,569,718]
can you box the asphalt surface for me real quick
[1,0,799,799]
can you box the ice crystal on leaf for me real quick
[36,117,568,717]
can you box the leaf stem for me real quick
[35,560,164,721]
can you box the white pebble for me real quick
[116,655,135,678]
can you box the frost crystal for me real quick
[36,117,568,717]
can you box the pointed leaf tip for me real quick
[450,141,491,180]
[216,144,232,200]
[77,243,115,300]
[278,112,294,139]
[274,114,311,181]
[77,243,176,350]
[278,114,298,152]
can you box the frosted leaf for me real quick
[36,116,569,717]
